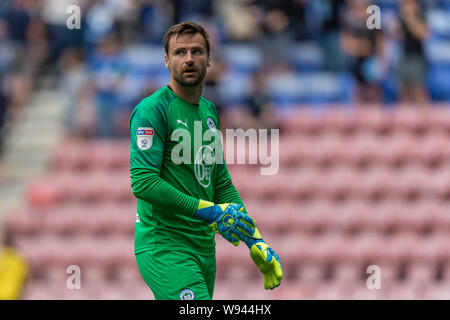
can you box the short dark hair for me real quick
[163,22,211,56]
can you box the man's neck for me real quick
[168,79,202,105]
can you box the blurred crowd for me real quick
[0,0,446,146]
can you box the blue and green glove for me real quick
[235,227,283,290]
[194,200,256,246]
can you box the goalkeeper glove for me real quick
[194,200,256,246]
[235,227,283,290]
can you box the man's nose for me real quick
[185,52,194,64]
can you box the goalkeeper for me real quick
[129,22,282,300]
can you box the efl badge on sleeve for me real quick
[136,127,154,150]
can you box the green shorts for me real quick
[136,248,216,300]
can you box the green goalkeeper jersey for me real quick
[129,85,246,256]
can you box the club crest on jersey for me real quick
[137,127,154,150]
[180,289,194,300]
[206,117,216,133]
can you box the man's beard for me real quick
[172,67,206,87]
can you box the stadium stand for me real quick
[1,106,450,299]
[1,0,450,300]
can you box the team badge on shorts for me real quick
[180,289,195,300]
[206,117,216,133]
[136,127,154,150]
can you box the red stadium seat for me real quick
[411,131,450,165]
[426,167,450,199]
[343,132,381,166]
[50,139,91,171]
[378,231,420,264]
[320,165,358,200]
[27,176,60,208]
[333,262,363,283]
[427,106,450,133]
[351,281,387,300]
[313,278,355,300]
[391,107,429,134]
[423,280,450,300]
[386,282,425,300]
[278,134,314,166]
[357,165,394,200]
[370,132,414,166]
[282,108,324,134]
[410,232,450,264]
[353,107,392,134]
[320,107,356,134]
[407,262,438,287]
[310,132,346,166]
[288,166,322,199]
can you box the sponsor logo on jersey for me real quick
[177,119,188,129]
[137,127,154,150]
[180,289,194,300]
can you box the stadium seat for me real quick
[281,108,323,134]
[342,132,381,166]
[50,139,91,170]
[222,45,263,73]
[386,282,426,300]
[310,133,346,166]
[289,42,324,72]
[353,107,392,134]
[357,165,394,200]
[391,164,429,200]
[320,107,357,134]
[423,280,450,300]
[320,165,358,200]
[313,278,355,300]
[407,262,439,287]
[288,166,321,199]
[390,107,429,134]
[410,232,450,263]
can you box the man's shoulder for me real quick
[200,96,219,117]
[136,86,175,112]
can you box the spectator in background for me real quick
[261,0,310,41]
[0,229,28,300]
[58,48,93,138]
[138,0,173,44]
[214,0,262,43]
[395,0,429,105]
[24,18,50,79]
[202,52,227,118]
[246,69,278,130]
[258,9,293,71]
[4,0,30,45]
[319,0,345,72]
[340,0,386,104]
[41,0,84,62]
[89,33,125,137]
[0,78,7,180]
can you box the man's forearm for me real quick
[131,167,199,217]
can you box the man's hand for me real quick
[194,200,256,246]
[235,227,283,290]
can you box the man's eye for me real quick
[175,51,184,55]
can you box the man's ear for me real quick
[207,54,211,67]
[164,53,169,69]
